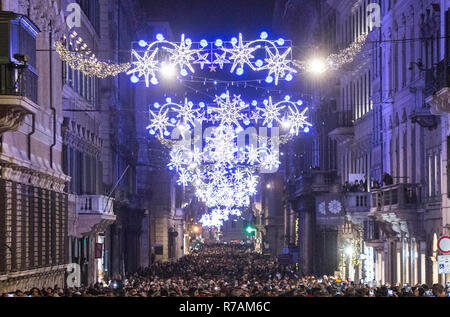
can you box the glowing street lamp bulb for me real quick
[260,31,268,39]
[138,40,147,47]
[266,183,272,189]
[282,120,291,129]
[309,58,327,74]
[130,75,139,83]
[156,33,165,41]
[345,246,353,256]
[215,39,223,47]
[193,226,199,233]
[160,63,176,78]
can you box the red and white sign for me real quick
[437,236,450,254]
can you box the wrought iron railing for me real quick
[0,63,38,104]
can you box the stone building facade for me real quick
[279,0,450,285]
[0,0,70,293]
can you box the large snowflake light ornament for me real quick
[163,34,200,74]
[257,47,297,85]
[210,92,248,128]
[221,33,260,73]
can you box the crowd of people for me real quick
[2,244,449,297]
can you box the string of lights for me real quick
[55,31,131,78]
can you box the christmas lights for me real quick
[55,41,131,78]
[129,32,295,86]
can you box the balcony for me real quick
[328,110,354,144]
[294,170,340,197]
[425,58,450,115]
[343,192,370,213]
[75,195,116,237]
[370,183,422,214]
[0,12,39,134]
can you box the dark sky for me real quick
[141,0,276,40]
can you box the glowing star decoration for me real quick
[193,52,211,70]
[257,96,285,127]
[210,91,248,127]
[177,168,192,186]
[163,34,200,74]
[257,47,297,85]
[260,149,281,171]
[246,145,261,165]
[173,98,197,127]
[221,33,259,73]
[146,107,174,137]
[287,106,313,136]
[168,149,186,172]
[127,48,159,87]
[213,51,231,69]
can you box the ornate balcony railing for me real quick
[0,63,38,104]
[76,195,114,215]
[370,183,422,213]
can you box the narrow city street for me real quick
[0,0,449,308]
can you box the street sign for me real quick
[437,255,450,274]
[437,236,450,254]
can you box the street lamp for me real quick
[344,245,353,256]
[308,58,327,74]
[160,62,176,78]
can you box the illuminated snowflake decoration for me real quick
[328,200,342,214]
[221,33,259,73]
[257,97,285,127]
[129,32,296,86]
[146,107,174,137]
[210,92,248,128]
[257,47,297,85]
[146,92,312,225]
[163,34,200,73]
[286,106,312,136]
[127,48,159,87]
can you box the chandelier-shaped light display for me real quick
[129,32,296,86]
[146,91,312,228]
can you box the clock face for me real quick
[328,200,342,214]
[318,202,326,215]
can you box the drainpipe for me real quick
[379,8,384,180]
[27,113,35,160]
[49,21,56,169]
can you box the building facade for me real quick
[279,0,450,286]
[0,0,70,293]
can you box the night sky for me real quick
[141,0,276,40]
